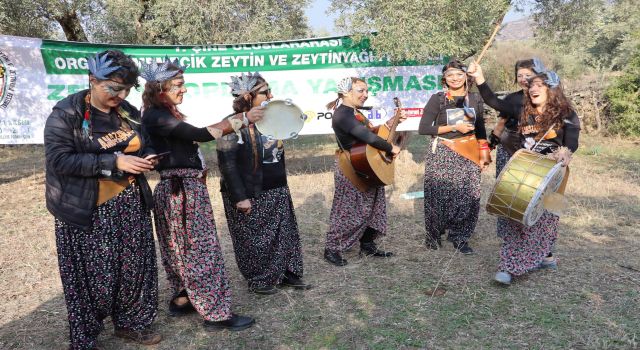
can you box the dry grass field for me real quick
[0,133,639,349]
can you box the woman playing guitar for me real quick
[323,77,404,266]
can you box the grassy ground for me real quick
[0,134,638,349]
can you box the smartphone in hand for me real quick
[145,151,171,161]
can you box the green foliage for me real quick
[0,0,61,39]
[587,0,640,70]
[1,0,311,44]
[329,0,511,61]
[94,0,311,45]
[605,50,640,136]
[532,0,640,71]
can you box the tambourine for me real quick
[255,99,306,140]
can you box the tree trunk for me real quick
[55,12,88,42]
[136,0,151,43]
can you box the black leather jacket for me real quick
[216,125,265,204]
[44,90,155,229]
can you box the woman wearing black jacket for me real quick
[44,50,160,349]
[141,61,262,331]
[217,72,310,295]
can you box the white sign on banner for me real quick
[0,35,446,144]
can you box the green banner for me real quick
[40,36,447,74]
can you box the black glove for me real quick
[488,131,501,150]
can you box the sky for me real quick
[305,0,532,36]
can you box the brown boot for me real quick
[114,327,162,345]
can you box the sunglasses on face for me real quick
[257,88,271,96]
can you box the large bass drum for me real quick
[486,149,566,226]
[255,99,306,140]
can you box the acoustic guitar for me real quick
[349,98,403,187]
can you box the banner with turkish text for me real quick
[0,34,445,144]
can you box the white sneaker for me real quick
[494,271,512,285]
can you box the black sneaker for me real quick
[203,314,255,331]
[359,242,393,257]
[280,272,313,290]
[168,290,196,317]
[454,241,474,255]
[324,248,348,266]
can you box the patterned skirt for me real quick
[154,168,232,322]
[495,145,510,176]
[54,183,157,350]
[499,211,559,275]
[325,160,387,253]
[423,139,481,244]
[222,185,304,289]
[495,145,511,238]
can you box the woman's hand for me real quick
[400,109,408,123]
[390,144,401,158]
[480,150,492,172]
[246,106,266,123]
[389,109,408,126]
[467,62,485,85]
[554,147,573,166]
[236,199,252,215]
[116,154,154,174]
[453,123,475,134]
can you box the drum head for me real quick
[255,99,305,140]
[522,162,565,226]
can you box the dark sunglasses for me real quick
[257,88,271,96]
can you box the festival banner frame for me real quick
[0,34,446,144]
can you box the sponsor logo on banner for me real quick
[306,108,387,121]
[401,107,423,118]
[304,110,316,124]
[0,51,17,109]
[364,108,387,120]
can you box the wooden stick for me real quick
[476,21,503,64]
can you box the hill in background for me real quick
[497,17,535,41]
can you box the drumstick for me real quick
[475,8,509,64]
[532,124,556,150]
